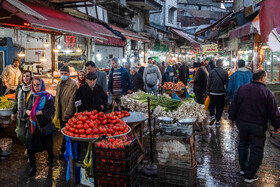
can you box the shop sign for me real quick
[203,44,218,53]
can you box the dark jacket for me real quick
[179,64,189,85]
[26,95,55,151]
[194,67,207,94]
[131,72,144,92]
[108,66,132,95]
[75,83,107,112]
[207,67,229,94]
[138,66,145,77]
[226,68,253,101]
[162,65,173,83]
[229,81,280,129]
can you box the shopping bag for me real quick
[83,142,94,178]
[204,96,210,111]
[53,114,61,131]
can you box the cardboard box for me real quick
[80,168,94,187]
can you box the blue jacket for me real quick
[162,65,173,83]
[108,66,132,95]
[226,68,253,101]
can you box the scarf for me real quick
[30,78,53,134]
[17,83,31,119]
[77,77,85,88]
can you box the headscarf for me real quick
[77,71,86,88]
[30,77,53,134]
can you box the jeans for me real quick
[209,94,225,121]
[146,84,158,96]
[237,121,266,178]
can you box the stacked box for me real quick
[93,138,139,187]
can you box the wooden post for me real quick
[50,34,56,74]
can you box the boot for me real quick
[28,165,36,176]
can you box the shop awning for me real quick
[95,35,126,47]
[195,12,233,38]
[229,22,257,39]
[109,24,150,42]
[258,0,280,43]
[170,28,201,48]
[0,1,106,40]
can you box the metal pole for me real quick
[50,34,56,74]
[147,97,154,164]
[271,51,274,81]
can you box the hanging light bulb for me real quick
[40,53,47,62]
[18,51,25,57]
[76,48,82,53]
[53,48,59,53]
[44,40,50,47]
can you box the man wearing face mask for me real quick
[55,65,78,158]
[75,72,107,112]
[1,57,22,94]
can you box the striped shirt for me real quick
[112,68,122,93]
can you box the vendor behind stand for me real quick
[1,57,22,95]
[75,72,107,112]
[55,65,78,159]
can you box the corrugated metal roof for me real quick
[7,0,46,20]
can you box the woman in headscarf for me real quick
[77,70,86,88]
[207,60,216,72]
[25,77,55,176]
[12,70,33,143]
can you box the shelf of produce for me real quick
[122,112,147,161]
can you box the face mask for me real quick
[61,75,68,81]
[148,64,153,67]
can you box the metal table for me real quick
[122,112,148,162]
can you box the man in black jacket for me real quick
[229,70,280,183]
[207,59,229,126]
[75,72,107,112]
[130,67,144,92]
[179,62,189,85]
[190,62,207,104]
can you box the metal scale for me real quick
[158,116,196,136]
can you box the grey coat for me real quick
[96,70,107,93]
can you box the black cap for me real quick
[60,65,70,73]
[86,72,97,80]
[193,62,202,68]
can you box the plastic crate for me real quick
[158,164,197,187]
[94,165,139,187]
[94,150,139,173]
[94,138,138,159]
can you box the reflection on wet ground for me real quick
[0,117,280,187]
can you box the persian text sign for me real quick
[203,44,218,53]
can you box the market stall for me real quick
[61,110,142,186]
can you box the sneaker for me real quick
[240,171,244,175]
[209,117,215,126]
[215,122,220,127]
[244,175,258,183]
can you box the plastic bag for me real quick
[53,114,61,131]
[204,96,210,111]
[83,142,93,178]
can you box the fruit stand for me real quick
[61,110,141,186]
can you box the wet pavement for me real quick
[1,115,280,187]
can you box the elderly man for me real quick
[130,67,144,92]
[55,65,78,158]
[1,57,22,94]
[85,61,107,93]
[75,72,107,112]
[229,70,280,183]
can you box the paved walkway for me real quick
[0,117,280,187]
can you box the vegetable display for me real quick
[0,96,14,109]
[121,91,207,122]
[63,110,130,138]
[162,81,186,91]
